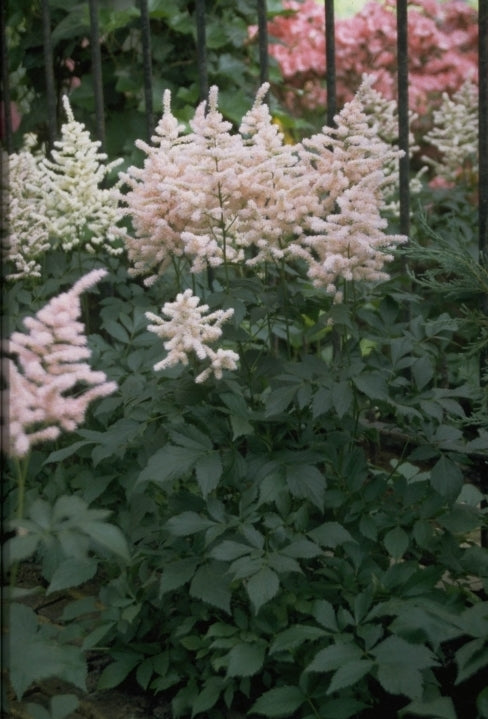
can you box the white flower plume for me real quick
[146,289,239,383]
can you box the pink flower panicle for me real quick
[123,79,406,302]
[3,268,117,458]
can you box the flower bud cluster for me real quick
[3,269,117,457]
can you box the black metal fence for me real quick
[1,0,487,258]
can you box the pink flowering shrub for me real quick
[3,269,117,458]
[261,0,478,121]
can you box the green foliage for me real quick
[3,21,488,717]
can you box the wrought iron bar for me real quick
[139,0,154,142]
[396,0,410,238]
[42,0,58,151]
[325,0,336,127]
[257,0,269,85]
[195,0,208,102]
[479,0,488,271]
[88,0,105,147]
[1,0,13,153]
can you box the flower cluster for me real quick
[121,79,406,302]
[3,269,117,458]
[146,289,239,383]
[2,135,51,280]
[4,97,126,280]
[258,0,478,119]
[423,81,478,189]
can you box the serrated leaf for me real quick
[306,642,363,673]
[191,676,224,717]
[226,642,265,677]
[210,541,252,561]
[246,566,280,613]
[82,521,130,561]
[159,557,199,595]
[312,599,339,631]
[455,638,488,684]
[376,663,423,700]
[166,511,216,536]
[332,381,353,417]
[399,696,457,718]
[195,451,222,497]
[97,652,142,690]
[282,538,322,558]
[286,464,325,510]
[270,625,327,654]
[384,526,409,559]
[353,372,389,400]
[327,659,374,694]
[308,521,355,548]
[250,686,305,717]
[47,558,97,594]
[137,445,202,486]
[265,384,299,417]
[8,604,87,699]
[190,562,231,613]
[430,456,463,500]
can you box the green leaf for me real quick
[412,356,434,391]
[8,603,87,699]
[191,676,224,717]
[332,381,353,417]
[189,562,231,613]
[47,558,98,594]
[285,464,325,510]
[373,636,438,699]
[353,372,389,400]
[250,686,306,717]
[327,659,374,694]
[477,687,488,718]
[383,526,409,559]
[308,521,355,548]
[270,625,327,654]
[210,541,253,561]
[246,566,280,614]
[399,697,457,719]
[166,511,216,537]
[195,451,223,497]
[82,521,130,561]
[430,456,463,500]
[455,638,488,684]
[44,440,94,464]
[312,600,339,631]
[137,445,202,486]
[97,652,142,690]
[103,318,130,343]
[265,384,299,417]
[226,642,265,677]
[376,663,423,700]
[306,642,363,673]
[159,558,199,595]
[282,538,322,558]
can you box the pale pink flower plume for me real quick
[146,289,239,383]
[3,269,117,458]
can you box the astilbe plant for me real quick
[260,0,478,123]
[3,96,126,280]
[120,80,406,312]
[423,80,479,190]
[3,268,117,459]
